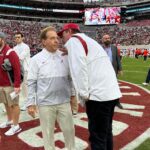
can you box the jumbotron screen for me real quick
[84,7,121,25]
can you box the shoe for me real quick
[116,102,124,109]
[0,121,12,128]
[5,125,22,136]
[2,108,6,113]
[72,112,78,116]
[142,82,149,86]
[20,106,26,111]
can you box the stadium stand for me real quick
[0,0,150,148]
[96,20,150,45]
[85,0,149,4]
[0,18,149,50]
[0,0,149,50]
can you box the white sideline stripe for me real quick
[120,86,131,89]
[123,65,149,68]
[121,128,150,150]
[123,70,146,74]
[122,92,140,96]
[121,103,145,109]
[115,108,143,117]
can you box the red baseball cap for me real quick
[58,23,80,37]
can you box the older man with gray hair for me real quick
[26,27,75,150]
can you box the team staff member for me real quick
[58,23,122,150]
[102,34,123,109]
[13,32,30,111]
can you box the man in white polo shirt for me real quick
[13,32,30,111]
[26,26,75,150]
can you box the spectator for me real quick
[26,26,75,150]
[0,32,21,136]
[58,23,122,150]
[13,32,30,111]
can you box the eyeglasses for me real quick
[15,36,21,39]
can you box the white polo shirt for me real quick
[26,49,73,107]
[14,42,30,72]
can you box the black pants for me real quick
[145,69,150,83]
[135,54,138,59]
[144,56,147,61]
[86,99,118,150]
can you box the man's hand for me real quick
[14,87,21,94]
[27,105,37,118]
[70,96,76,100]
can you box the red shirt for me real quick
[143,50,148,56]
[0,44,21,87]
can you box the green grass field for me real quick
[118,56,150,150]
[118,56,150,91]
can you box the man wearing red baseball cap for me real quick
[58,23,122,150]
[58,23,80,116]
[58,23,80,38]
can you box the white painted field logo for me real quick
[0,81,150,150]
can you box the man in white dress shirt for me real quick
[58,23,122,150]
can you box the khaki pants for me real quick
[38,103,75,150]
[0,86,19,106]
[21,72,28,100]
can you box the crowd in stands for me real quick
[96,20,150,45]
[126,20,150,27]
[42,0,83,3]
[0,19,62,51]
[85,0,147,4]
[0,19,149,52]
[105,0,146,3]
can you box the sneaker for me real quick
[1,107,6,113]
[72,112,78,116]
[2,109,6,113]
[5,125,22,136]
[142,82,149,86]
[0,121,12,128]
